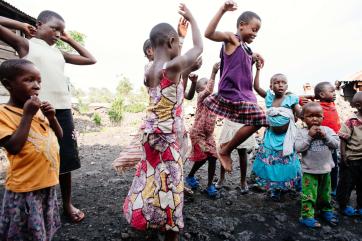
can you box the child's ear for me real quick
[36,21,43,29]
[168,37,175,49]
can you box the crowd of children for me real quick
[0,1,361,240]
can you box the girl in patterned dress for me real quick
[0,59,62,240]
[123,4,202,241]
[252,64,302,201]
[186,62,220,198]
[203,0,267,172]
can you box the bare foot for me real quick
[64,204,85,223]
[218,149,232,172]
[215,179,224,189]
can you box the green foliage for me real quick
[78,99,89,114]
[108,97,124,123]
[92,112,102,126]
[123,102,146,113]
[116,75,133,97]
[88,87,114,103]
[56,31,86,53]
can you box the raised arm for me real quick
[206,62,220,94]
[60,32,96,65]
[253,67,267,98]
[0,16,33,57]
[184,73,197,100]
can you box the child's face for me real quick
[8,64,41,105]
[37,17,65,46]
[319,84,336,102]
[303,106,324,128]
[196,78,208,93]
[146,47,154,61]
[271,78,288,96]
[239,17,261,44]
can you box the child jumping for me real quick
[0,59,62,240]
[314,82,341,196]
[0,11,96,223]
[203,0,268,172]
[186,62,220,198]
[337,92,362,216]
[123,4,202,241]
[296,102,339,228]
[252,69,302,200]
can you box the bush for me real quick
[108,97,123,123]
[124,102,146,113]
[92,112,102,126]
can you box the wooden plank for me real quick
[0,44,16,52]
[0,49,18,60]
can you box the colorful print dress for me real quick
[123,65,185,232]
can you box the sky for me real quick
[6,0,362,94]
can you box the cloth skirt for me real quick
[0,186,61,241]
[56,109,81,174]
[188,131,217,162]
[203,93,268,126]
[123,133,184,232]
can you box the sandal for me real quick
[321,211,339,226]
[205,184,218,198]
[342,206,357,217]
[65,209,85,223]
[270,189,281,202]
[185,176,199,189]
[299,217,321,228]
[357,208,362,216]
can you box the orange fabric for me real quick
[320,102,341,133]
[0,105,60,192]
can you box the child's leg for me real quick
[354,164,362,209]
[219,125,260,172]
[330,149,339,194]
[165,231,179,241]
[188,160,207,177]
[301,173,318,218]
[216,165,226,188]
[237,148,248,188]
[336,163,355,210]
[207,156,217,186]
[317,173,333,213]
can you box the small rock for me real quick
[121,232,130,239]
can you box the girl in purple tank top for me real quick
[204,0,268,172]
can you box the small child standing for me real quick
[186,62,220,198]
[337,92,362,216]
[203,0,268,172]
[295,102,339,228]
[123,4,202,241]
[0,59,62,240]
[314,82,341,196]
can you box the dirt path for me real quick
[1,113,362,240]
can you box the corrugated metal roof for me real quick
[0,0,36,24]
[341,70,362,82]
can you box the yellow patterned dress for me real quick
[123,67,185,232]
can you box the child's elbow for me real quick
[89,57,97,65]
[6,146,21,155]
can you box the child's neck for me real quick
[7,98,24,109]
[319,99,333,103]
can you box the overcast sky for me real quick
[7,0,362,94]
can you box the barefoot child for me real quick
[296,102,339,228]
[123,4,202,240]
[0,11,96,223]
[203,0,268,172]
[186,62,220,197]
[337,92,362,216]
[0,59,62,240]
[252,70,302,200]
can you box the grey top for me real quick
[295,126,340,174]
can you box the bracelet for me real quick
[179,37,184,46]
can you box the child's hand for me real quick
[253,53,265,69]
[22,23,37,38]
[177,17,189,38]
[188,73,198,83]
[317,128,326,139]
[60,31,72,42]
[40,101,56,121]
[222,0,238,12]
[178,3,193,21]
[23,96,41,117]
[212,62,220,74]
[308,125,319,138]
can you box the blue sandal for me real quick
[357,208,362,216]
[185,176,199,189]
[342,206,357,217]
[205,184,218,198]
[321,211,339,226]
[299,217,321,228]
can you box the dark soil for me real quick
[1,113,362,241]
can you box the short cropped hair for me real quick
[314,81,332,99]
[351,91,362,106]
[301,101,322,116]
[37,10,64,23]
[149,23,178,48]
[143,39,152,56]
[0,59,34,86]
[237,11,261,28]
[270,73,287,83]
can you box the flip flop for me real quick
[66,209,85,223]
[299,217,321,228]
[321,211,339,226]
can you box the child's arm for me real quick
[253,68,267,98]
[293,104,302,119]
[340,139,348,166]
[0,16,33,57]
[184,73,197,100]
[198,62,220,101]
[320,127,339,149]
[166,4,203,82]
[182,56,202,95]
[204,1,238,46]
[60,32,96,65]
[177,17,188,50]
[1,96,40,155]
[295,128,316,153]
[40,102,63,139]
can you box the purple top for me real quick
[218,43,257,103]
